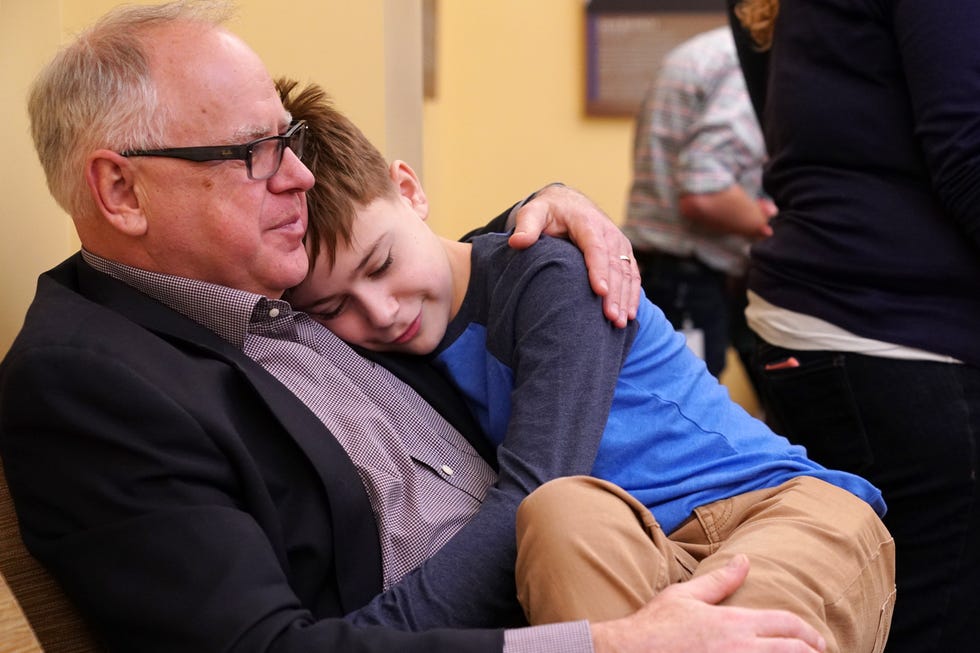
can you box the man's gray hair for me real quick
[28,1,234,217]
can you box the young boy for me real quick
[281,79,895,653]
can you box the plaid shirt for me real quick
[624,26,766,276]
[81,251,592,653]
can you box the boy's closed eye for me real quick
[297,253,392,322]
[312,300,347,321]
[291,295,347,321]
[369,253,394,278]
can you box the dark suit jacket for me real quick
[0,255,504,653]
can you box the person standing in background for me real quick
[730,1,980,651]
[623,26,775,382]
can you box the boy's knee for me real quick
[518,476,593,534]
[519,475,632,525]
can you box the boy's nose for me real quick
[365,294,398,328]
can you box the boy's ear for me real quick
[388,160,429,220]
[85,149,149,236]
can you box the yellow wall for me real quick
[1,0,74,359]
[422,0,634,240]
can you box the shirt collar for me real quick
[80,249,294,349]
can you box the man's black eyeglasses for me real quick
[120,120,307,180]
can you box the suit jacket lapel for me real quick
[65,256,384,610]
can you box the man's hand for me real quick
[509,184,640,328]
[678,187,776,240]
[590,555,826,653]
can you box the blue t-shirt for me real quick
[435,234,885,534]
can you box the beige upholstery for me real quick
[0,571,42,653]
[0,458,102,652]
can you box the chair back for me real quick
[0,570,42,653]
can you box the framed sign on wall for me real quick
[585,0,726,116]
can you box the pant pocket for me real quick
[754,344,875,473]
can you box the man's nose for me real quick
[270,147,315,192]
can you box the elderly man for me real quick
[0,2,826,652]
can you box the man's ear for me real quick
[85,149,149,236]
[388,160,429,220]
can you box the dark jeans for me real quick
[636,251,757,388]
[753,342,980,653]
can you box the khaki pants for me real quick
[515,476,895,653]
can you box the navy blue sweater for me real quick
[745,0,980,366]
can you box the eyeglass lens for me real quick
[249,123,307,180]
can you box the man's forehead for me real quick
[146,25,287,140]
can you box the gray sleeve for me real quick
[488,239,636,493]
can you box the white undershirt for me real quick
[746,291,961,364]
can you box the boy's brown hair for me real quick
[275,77,394,271]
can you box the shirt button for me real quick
[441,465,454,476]
[268,307,281,318]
